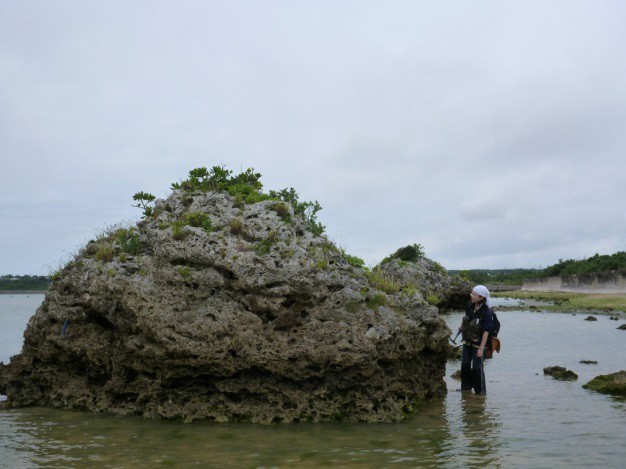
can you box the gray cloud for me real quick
[1,1,625,274]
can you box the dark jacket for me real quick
[464,301,495,343]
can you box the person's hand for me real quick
[476,347,483,358]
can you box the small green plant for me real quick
[183,212,212,232]
[344,253,365,269]
[255,239,274,255]
[116,228,141,255]
[280,248,295,259]
[367,293,388,309]
[118,253,127,262]
[106,268,116,277]
[402,285,418,297]
[171,220,188,240]
[138,268,147,276]
[233,192,245,208]
[178,266,192,281]
[366,270,401,294]
[229,218,244,235]
[268,187,325,235]
[132,192,156,218]
[94,243,115,262]
[267,229,278,243]
[425,291,441,305]
[269,202,291,221]
[170,212,212,239]
[315,258,329,270]
[345,301,361,313]
[432,261,447,275]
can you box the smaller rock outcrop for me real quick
[579,360,598,365]
[371,254,471,311]
[584,316,597,321]
[583,371,626,396]
[617,324,626,330]
[543,366,578,381]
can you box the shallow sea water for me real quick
[1,294,625,468]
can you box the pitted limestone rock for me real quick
[0,190,451,423]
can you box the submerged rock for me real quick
[0,172,451,423]
[584,316,598,321]
[543,366,578,381]
[579,360,598,365]
[617,324,626,330]
[583,371,626,396]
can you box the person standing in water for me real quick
[458,285,495,395]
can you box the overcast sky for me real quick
[2,1,625,275]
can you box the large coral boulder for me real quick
[0,173,450,423]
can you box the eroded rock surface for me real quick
[0,190,451,423]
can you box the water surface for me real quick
[1,294,625,467]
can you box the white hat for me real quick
[472,285,492,308]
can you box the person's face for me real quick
[470,291,484,303]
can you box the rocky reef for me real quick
[583,371,626,396]
[543,366,578,381]
[0,168,454,423]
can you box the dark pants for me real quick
[461,344,486,394]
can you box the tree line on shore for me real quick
[451,251,626,286]
[0,275,51,291]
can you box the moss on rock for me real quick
[582,370,626,396]
[543,366,578,381]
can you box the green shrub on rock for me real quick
[381,244,425,265]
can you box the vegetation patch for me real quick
[255,238,274,256]
[366,270,401,294]
[380,244,424,265]
[425,291,441,305]
[94,243,115,263]
[178,266,192,282]
[134,166,326,236]
[344,253,365,269]
[269,202,291,221]
[229,218,244,236]
[115,228,141,255]
[367,293,388,310]
[170,212,213,240]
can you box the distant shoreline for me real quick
[0,290,47,295]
